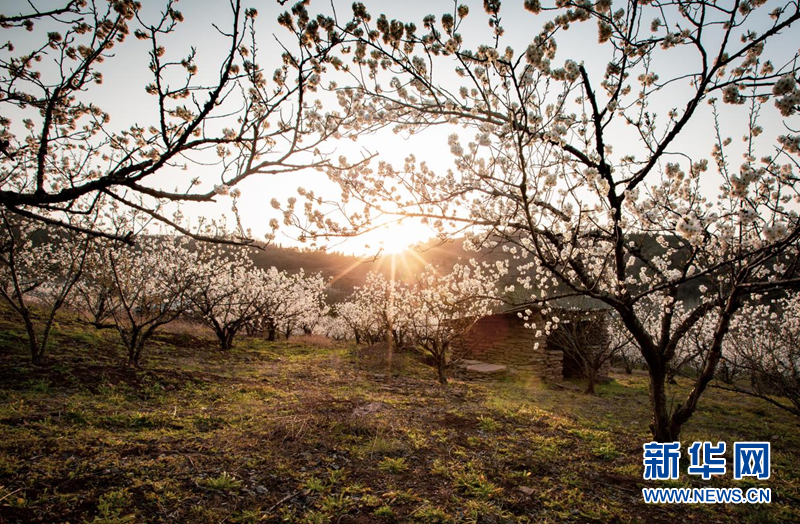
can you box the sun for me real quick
[375,220,430,254]
[331,219,434,257]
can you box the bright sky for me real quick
[5,0,797,255]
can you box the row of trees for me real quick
[333,262,505,383]
[721,294,800,417]
[0,210,506,381]
[0,211,327,366]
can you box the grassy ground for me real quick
[0,311,798,523]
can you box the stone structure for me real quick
[454,307,610,382]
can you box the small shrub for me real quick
[453,470,501,500]
[0,455,20,476]
[327,468,346,485]
[319,493,354,514]
[23,379,51,394]
[301,475,328,493]
[300,510,329,524]
[360,494,382,507]
[351,434,405,458]
[64,410,89,426]
[84,488,136,524]
[592,441,620,460]
[378,457,409,473]
[462,499,512,522]
[411,503,450,523]
[477,415,499,432]
[203,471,242,492]
[429,459,449,476]
[374,505,395,518]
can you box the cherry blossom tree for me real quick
[332,299,373,344]
[330,272,412,376]
[547,310,618,394]
[104,237,195,366]
[276,270,328,339]
[350,271,410,346]
[314,312,352,340]
[0,0,369,244]
[250,266,327,341]
[70,239,118,329]
[187,245,264,351]
[404,262,501,384]
[293,0,800,440]
[717,293,800,417]
[0,209,94,363]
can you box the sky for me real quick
[4,0,798,255]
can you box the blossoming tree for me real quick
[404,262,501,384]
[332,299,374,344]
[250,266,327,341]
[276,269,328,339]
[70,239,118,329]
[719,293,800,417]
[293,0,800,440]
[187,244,265,351]
[103,237,195,366]
[346,271,411,346]
[0,0,369,244]
[0,210,94,363]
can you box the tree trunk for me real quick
[667,364,679,384]
[436,358,448,385]
[620,353,633,374]
[215,327,235,351]
[666,297,735,440]
[22,311,45,365]
[125,329,142,367]
[584,369,597,395]
[30,336,44,366]
[648,365,677,442]
[668,345,724,439]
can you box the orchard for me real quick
[1,1,799,522]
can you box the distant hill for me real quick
[246,239,486,303]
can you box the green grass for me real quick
[452,468,502,500]
[203,472,243,492]
[378,456,409,473]
[0,307,798,522]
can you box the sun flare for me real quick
[373,220,430,254]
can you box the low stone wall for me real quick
[455,312,561,381]
[455,310,611,382]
